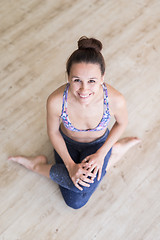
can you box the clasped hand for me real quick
[69,153,104,191]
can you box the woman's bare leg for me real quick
[8,155,52,178]
[107,137,141,170]
[8,137,141,177]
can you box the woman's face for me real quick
[68,62,104,105]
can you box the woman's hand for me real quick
[82,153,105,181]
[68,162,95,191]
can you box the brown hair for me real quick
[66,36,105,76]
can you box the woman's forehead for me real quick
[70,62,102,76]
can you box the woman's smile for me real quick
[78,92,92,99]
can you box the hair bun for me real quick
[78,36,102,52]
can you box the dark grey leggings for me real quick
[50,128,112,209]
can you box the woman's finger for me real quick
[75,182,83,191]
[81,163,89,169]
[84,170,96,179]
[79,167,95,178]
[93,166,99,178]
[78,180,90,188]
[82,157,89,163]
[80,175,94,184]
[88,164,97,173]
[97,168,102,181]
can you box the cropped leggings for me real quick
[49,128,112,209]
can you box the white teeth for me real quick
[80,95,89,98]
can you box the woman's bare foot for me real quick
[107,137,141,169]
[8,155,47,172]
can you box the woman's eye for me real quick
[89,80,95,83]
[74,79,81,82]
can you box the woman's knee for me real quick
[64,199,87,209]
[60,188,89,209]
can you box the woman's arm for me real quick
[83,87,128,180]
[47,91,74,171]
[97,91,128,156]
[47,90,95,190]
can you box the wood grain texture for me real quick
[0,0,160,239]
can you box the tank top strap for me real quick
[102,83,110,113]
[61,83,70,115]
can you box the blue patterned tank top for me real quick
[60,83,111,132]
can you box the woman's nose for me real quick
[80,82,88,91]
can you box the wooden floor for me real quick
[0,0,160,239]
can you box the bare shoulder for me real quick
[47,84,67,116]
[105,83,127,114]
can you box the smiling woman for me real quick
[61,63,111,132]
[9,36,140,209]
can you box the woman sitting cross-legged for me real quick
[9,36,141,209]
